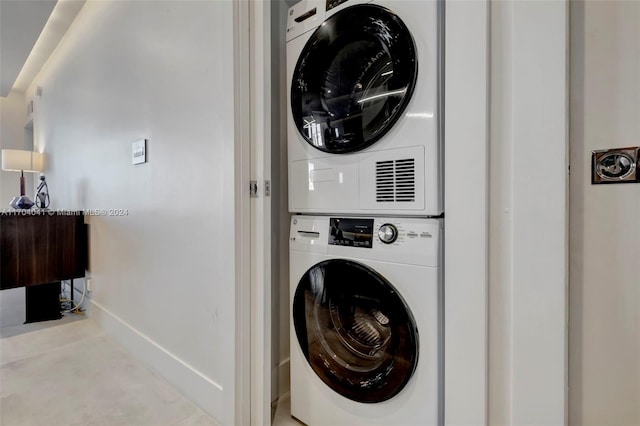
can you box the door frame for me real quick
[444,0,490,423]
[235,0,275,424]
[488,1,569,424]
[249,0,274,424]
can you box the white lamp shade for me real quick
[1,149,44,172]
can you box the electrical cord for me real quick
[60,280,87,313]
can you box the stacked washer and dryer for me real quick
[286,0,443,424]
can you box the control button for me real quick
[378,224,398,244]
[420,232,432,238]
[407,232,418,238]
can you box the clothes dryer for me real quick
[287,0,443,216]
[289,215,443,425]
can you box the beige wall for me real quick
[24,1,239,423]
[0,90,28,207]
[569,1,640,424]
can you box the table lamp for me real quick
[1,149,45,209]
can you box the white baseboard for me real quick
[89,300,224,423]
[272,358,290,403]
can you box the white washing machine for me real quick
[286,0,443,216]
[289,215,443,425]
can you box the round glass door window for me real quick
[291,5,418,154]
[293,259,419,403]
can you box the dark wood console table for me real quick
[1,211,87,322]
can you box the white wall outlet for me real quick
[86,278,94,292]
[132,139,147,165]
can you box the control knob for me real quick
[378,224,398,244]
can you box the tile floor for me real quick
[272,394,302,426]
[1,317,218,426]
[0,288,300,426]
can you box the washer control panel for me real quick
[291,216,442,267]
[328,217,373,248]
[377,224,398,244]
[323,217,438,248]
[374,221,435,246]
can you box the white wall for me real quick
[0,90,28,207]
[25,1,238,424]
[569,1,640,424]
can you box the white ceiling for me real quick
[0,0,85,98]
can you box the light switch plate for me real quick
[132,139,147,165]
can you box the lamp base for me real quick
[11,195,35,209]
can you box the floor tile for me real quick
[1,319,216,426]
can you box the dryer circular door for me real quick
[293,259,419,403]
[291,4,418,154]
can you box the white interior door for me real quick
[233,0,251,424]
[233,0,274,424]
[249,0,273,424]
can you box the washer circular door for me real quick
[291,4,418,154]
[293,259,419,403]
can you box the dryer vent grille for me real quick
[376,159,415,202]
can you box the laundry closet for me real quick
[268,1,444,424]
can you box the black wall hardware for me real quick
[591,146,639,184]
